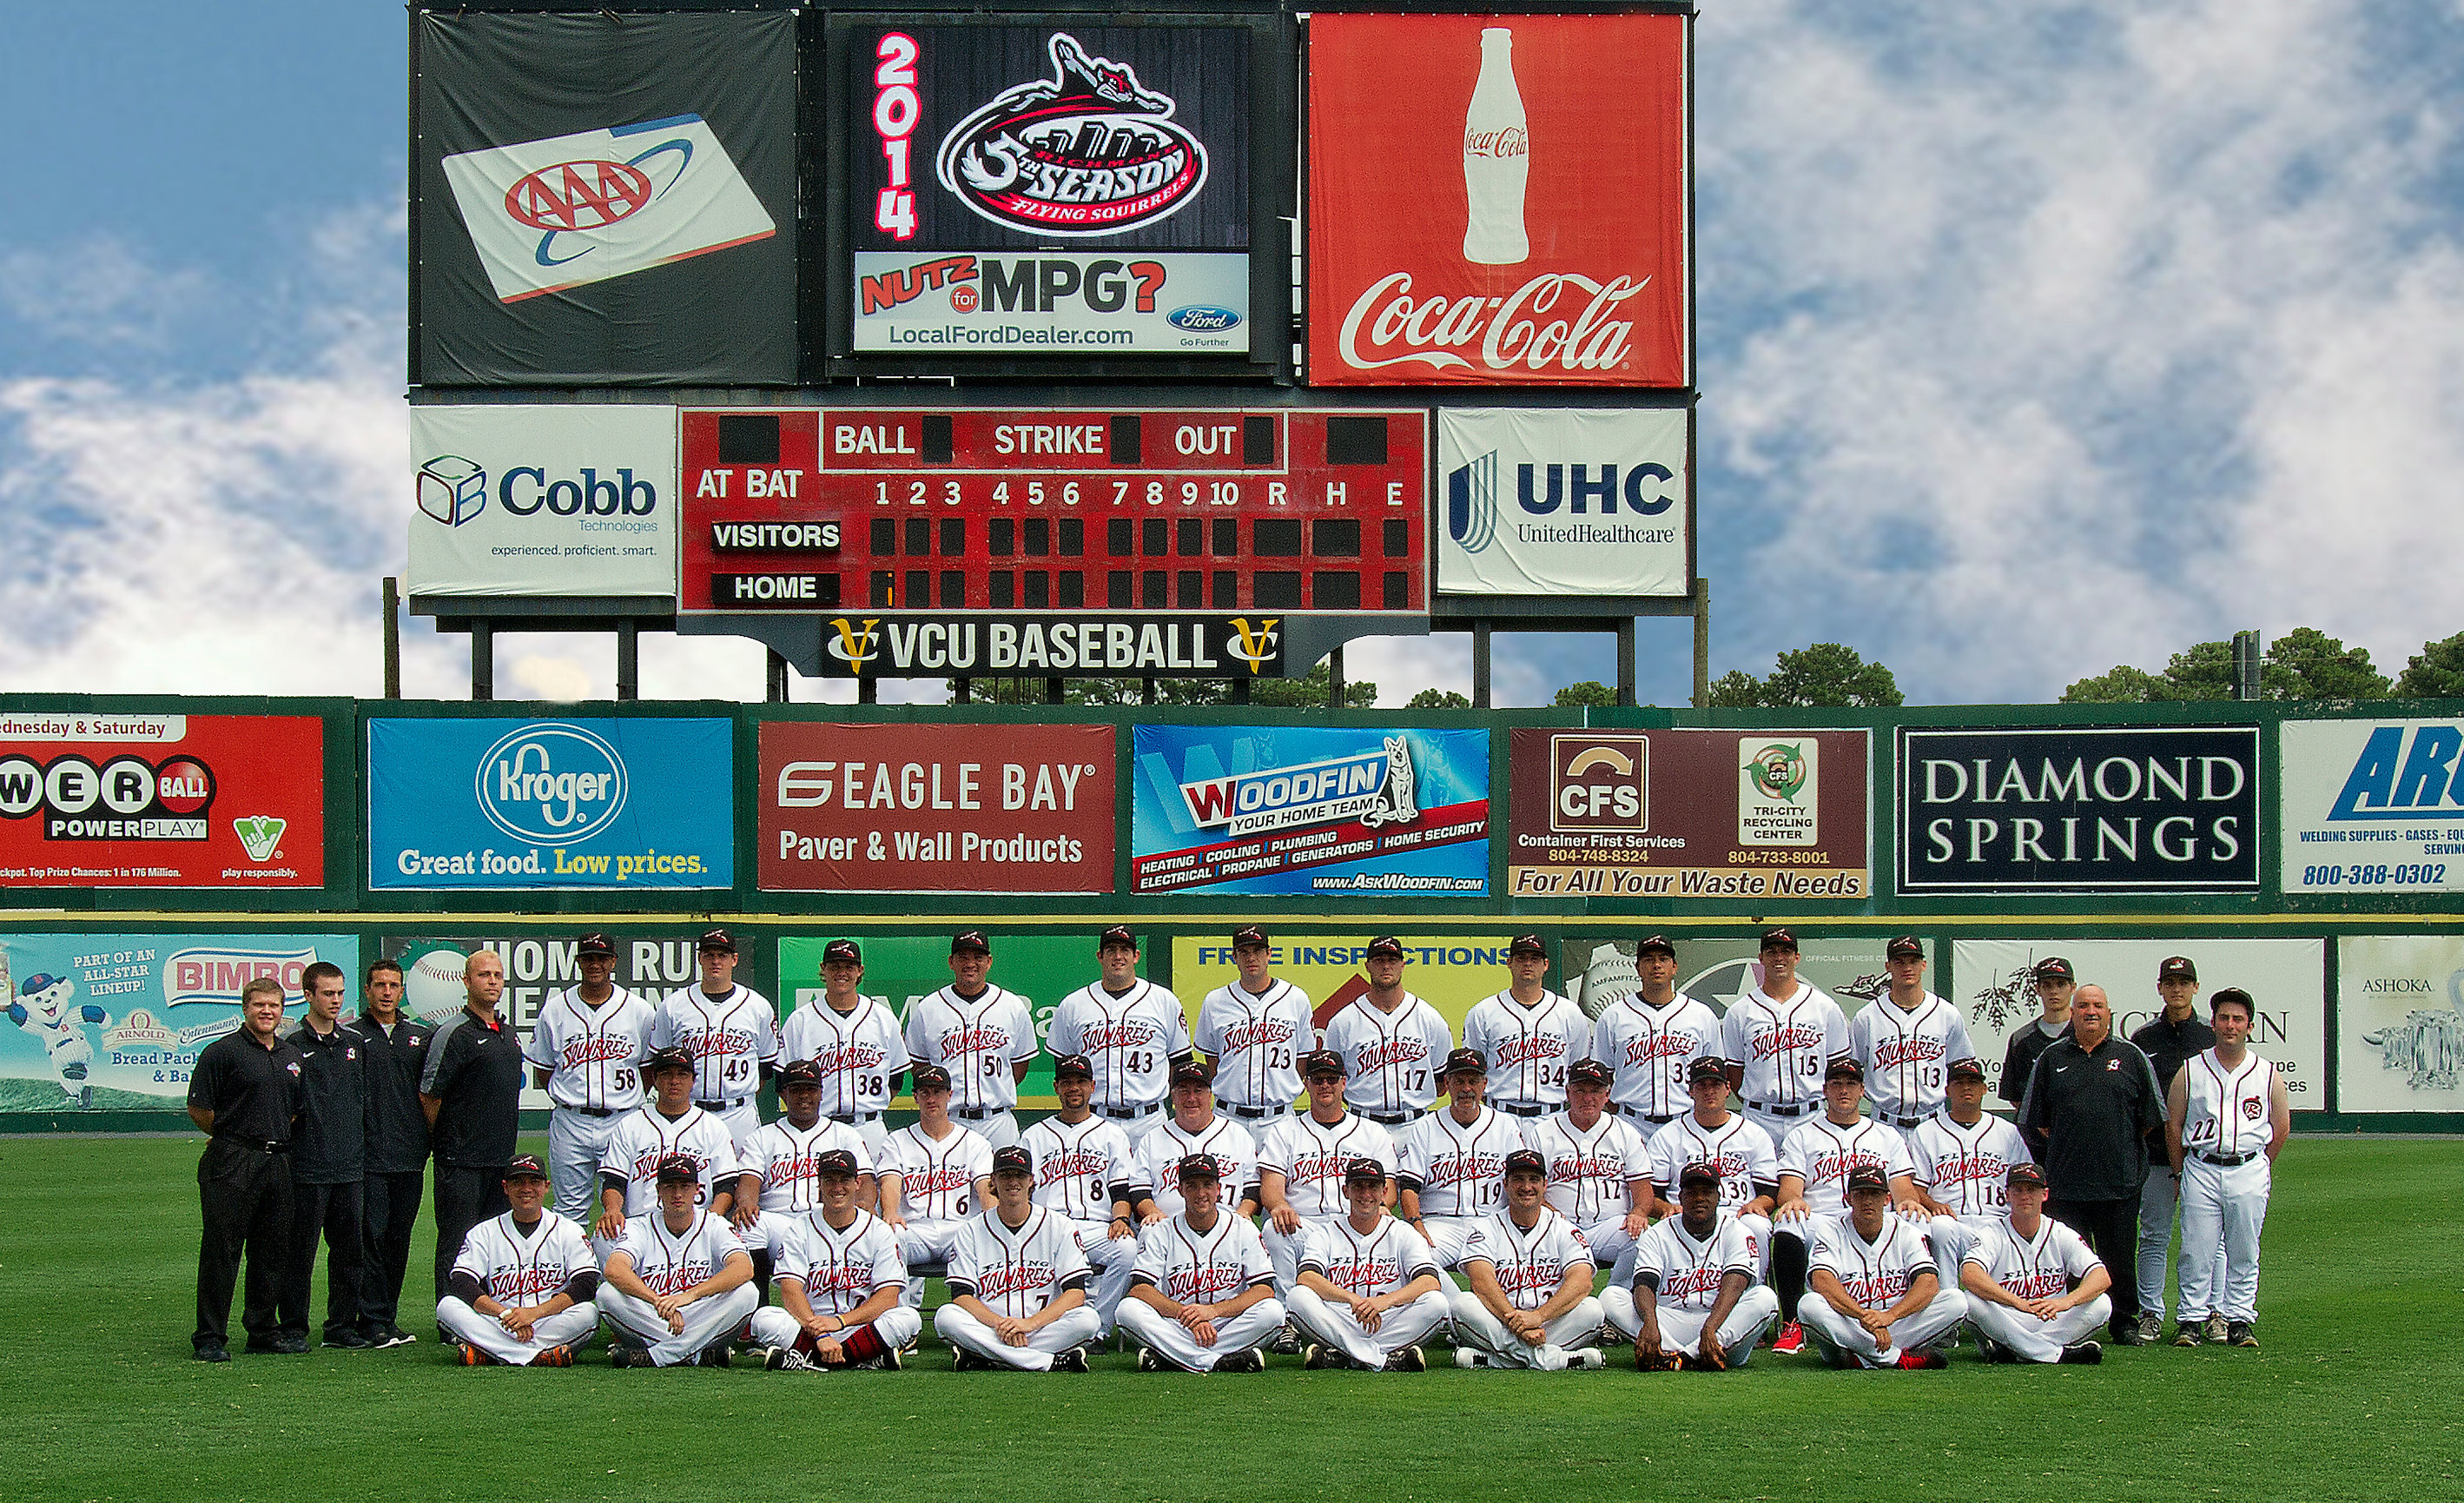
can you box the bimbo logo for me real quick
[474,724,629,845]
[167,948,314,1007]
[938,34,1208,236]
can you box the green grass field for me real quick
[6,1135,2458,1503]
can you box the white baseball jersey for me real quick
[1907,1111,2032,1220]
[903,985,1040,1115]
[609,1209,749,1297]
[1258,1111,1399,1221]
[1721,983,1851,1115]
[1130,1211,1275,1307]
[1397,1104,1522,1219]
[1194,977,1312,1109]
[1523,1109,1651,1226]
[1851,992,1976,1121]
[946,1206,1090,1318]
[1134,1116,1260,1218]
[737,1116,875,1218]
[2179,1049,2279,1159]
[778,996,906,1118]
[1321,995,1453,1116]
[1779,1116,1917,1217]
[1047,979,1192,1113]
[525,984,656,1113]
[452,1210,598,1306]
[1593,991,1724,1119]
[1810,1215,1935,1311]
[1298,1215,1441,1299]
[599,1105,742,1215]
[879,1122,994,1223]
[1461,989,1591,1109]
[653,983,779,1107]
[1629,1211,1758,1314]
[1648,1112,1780,1211]
[1460,1208,1594,1311]
[1962,1215,2103,1302]
[1019,1114,1138,1223]
[773,1208,908,1313]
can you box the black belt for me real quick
[829,1110,882,1124]
[559,1104,617,1118]
[1365,1110,1418,1126]
[953,1106,1004,1121]
[1219,1100,1287,1119]
[1495,1102,1547,1117]
[217,1136,289,1154]
[696,1097,748,1111]
[2197,1150,2257,1168]
[1748,1101,1812,1117]
[1879,1111,1927,1129]
[1619,1107,1676,1124]
[1102,1105,1159,1120]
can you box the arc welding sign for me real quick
[2283,718,2464,894]
[1435,409,1688,598]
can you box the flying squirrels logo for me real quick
[938,33,1208,237]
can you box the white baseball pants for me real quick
[1926,1214,2002,1294]
[1116,1295,1288,1370]
[933,1302,1102,1370]
[1100,1106,1167,1141]
[1741,1107,1810,1145]
[896,1219,969,1308]
[2177,1155,2270,1323]
[435,1297,601,1365]
[830,1114,892,1160]
[1422,1215,1483,1271]
[747,1302,922,1354]
[598,1282,761,1367]
[1800,1282,1966,1367]
[1263,1215,1344,1293]
[1446,1291,1605,1368]
[1066,1219,1139,1336]
[1601,1283,1780,1367]
[1965,1291,2111,1363]
[546,1109,623,1226]
[1286,1287,1456,1369]
[952,1109,1020,1149]
[1578,1218,1638,1278]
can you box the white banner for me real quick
[2336,936,2464,1114]
[1435,408,1688,597]
[2282,718,2464,894]
[852,252,1249,354]
[406,407,677,599]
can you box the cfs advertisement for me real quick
[1897,725,2262,895]
[1437,408,1688,598]
[0,711,325,889]
[1131,726,1490,897]
[757,721,1114,893]
[414,10,797,384]
[2282,718,2464,895]
[367,718,733,891]
[1173,932,1540,1047]
[848,23,1253,354]
[0,931,357,1113]
[407,406,678,599]
[2336,936,2464,1114]
[1508,730,1868,902]
[1306,12,1688,387]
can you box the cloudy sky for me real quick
[2,0,2457,706]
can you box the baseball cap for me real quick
[2210,986,2256,1017]
[1886,935,1925,960]
[909,1063,953,1091]
[1844,1163,1889,1195]
[1508,932,1546,958]
[2159,955,2198,983]
[950,930,991,956]
[1946,1057,1988,1083]
[504,1153,550,1181]
[822,939,862,966]
[1759,927,1798,953]
[1569,1058,1613,1088]
[2006,1162,2049,1190]
[1342,1158,1388,1185]
[1299,1049,1345,1079]
[1053,1052,1095,1081]
[1688,1056,1731,1084]
[1364,935,1405,960]
[1232,925,1271,950]
[644,1045,694,1076]
[815,1149,861,1177]
[1825,1057,1866,1083]
[1176,1153,1224,1182]
[1502,1148,1547,1177]
[655,1155,700,1185]
[1170,1057,1215,1088]
[2032,956,2075,983]
[575,930,617,958]
[1635,933,1676,957]
[1441,1046,1487,1077]
[1677,1162,1721,1190]
[1096,924,1137,950]
[776,1059,823,1089]
[697,927,737,954]
[990,1145,1034,1176]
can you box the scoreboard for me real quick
[675,407,1430,678]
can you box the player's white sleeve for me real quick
[1047,995,1083,1060]
[1942,1009,1975,1068]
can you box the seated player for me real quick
[1798,1165,1964,1370]
[1605,1162,1779,1371]
[1907,1056,2031,1291]
[1019,1053,1148,1339]
[1769,1058,1920,1354]
[598,1155,761,1368]
[436,1155,599,1367]
[1397,1048,1520,1270]
[1959,1162,2111,1365]
[877,1063,994,1310]
[731,1060,873,1294]
[1288,1159,1451,1372]
[1117,1155,1284,1374]
[1449,1149,1606,1370]
[744,1149,918,1371]
[933,1146,1100,1373]
[1525,1059,1652,1279]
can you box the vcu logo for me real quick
[1549,735,1647,833]
[824,618,885,672]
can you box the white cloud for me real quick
[0,235,211,348]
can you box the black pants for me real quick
[195,1138,294,1349]
[279,1181,365,1341]
[432,1162,509,1307]
[1774,1232,1810,1321]
[359,1169,426,1333]
[2049,1194,2142,1334]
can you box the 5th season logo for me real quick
[936,33,1208,237]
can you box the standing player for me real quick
[598,1156,760,1367]
[744,1149,918,1371]
[1018,1054,1147,1338]
[904,930,1040,1149]
[1134,1060,1260,1222]
[2166,987,2288,1349]
[1396,1048,1522,1269]
[1047,927,1191,1141]
[778,939,904,1159]
[2020,983,2165,1346]
[2000,957,2075,1109]
[1117,1155,1283,1374]
[1463,935,1590,1121]
[1798,1164,1964,1369]
[594,1048,739,1248]
[1605,1162,1780,1370]
[188,977,305,1362]
[1906,1057,2032,1291]
[526,930,656,1227]
[1257,1051,1400,1293]
[1321,936,1454,1147]
[420,951,525,1308]
[730,1060,873,1288]
[1959,1162,2111,1364]
[276,962,368,1350]
[1194,925,1311,1128]
[1523,1059,1652,1280]
[876,1063,994,1308]
[934,1146,1100,1373]
[1850,936,1973,1130]
[2130,955,2215,1344]
[1288,1160,1451,1372]
[1722,929,1852,1144]
[347,958,432,1349]
[1768,1059,1920,1354]
[435,1155,599,1367]
[1593,934,1723,1132]
[1647,1057,1780,1279]
[654,929,778,1148]
[1450,1149,1605,1370]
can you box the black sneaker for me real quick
[697,1343,732,1368]
[324,1329,373,1350]
[1301,1343,1328,1370]
[376,1327,418,1349]
[271,1334,308,1355]
[1392,1344,1427,1373]
[2227,1321,2259,1348]
[2058,1341,2104,1365]
[875,1343,903,1372]
[1974,1334,2010,1364]
[952,1346,988,1373]
[1054,1345,1092,1374]
[242,1334,283,1354]
[2173,1322,2203,1347]
[1268,1322,1302,1355]
[1137,1346,1162,1373]
[2113,1321,2151,1347]
[609,1344,648,1369]
[193,1342,230,1364]
[1215,1347,1265,1374]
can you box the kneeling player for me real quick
[1604,1162,1780,1371]
[1959,1162,2111,1365]
[1799,1165,1965,1370]
[437,1155,600,1367]
[933,1146,1100,1372]
[1450,1149,1605,1370]
[745,1149,919,1371]
[1288,1159,1450,1372]
[598,1155,761,1367]
[1118,1155,1284,1373]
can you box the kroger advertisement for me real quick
[407,406,677,599]
[0,932,357,1113]
[1131,726,1490,897]
[367,718,733,891]
[1437,408,1688,598]
[2282,718,2464,894]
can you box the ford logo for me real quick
[475,723,629,844]
[1166,305,1240,332]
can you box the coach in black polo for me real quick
[2018,982,2166,1347]
[419,950,525,1304]
[187,976,306,1361]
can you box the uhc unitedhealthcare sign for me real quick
[1434,409,1688,598]
[406,406,677,599]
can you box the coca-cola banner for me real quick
[1306,13,1688,387]
[1437,409,1688,597]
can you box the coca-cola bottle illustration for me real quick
[1461,26,1529,265]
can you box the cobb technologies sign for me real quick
[2281,718,2464,895]
[407,406,677,599]
[1436,409,1687,597]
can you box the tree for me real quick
[1407,687,1472,709]
[2396,632,2464,698]
[2265,627,2390,700]
[2060,665,2169,704]
[2062,628,2393,704]
[1709,644,1902,708]
[1552,680,1617,708]
[1705,669,1768,708]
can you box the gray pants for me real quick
[2135,1163,2183,1318]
